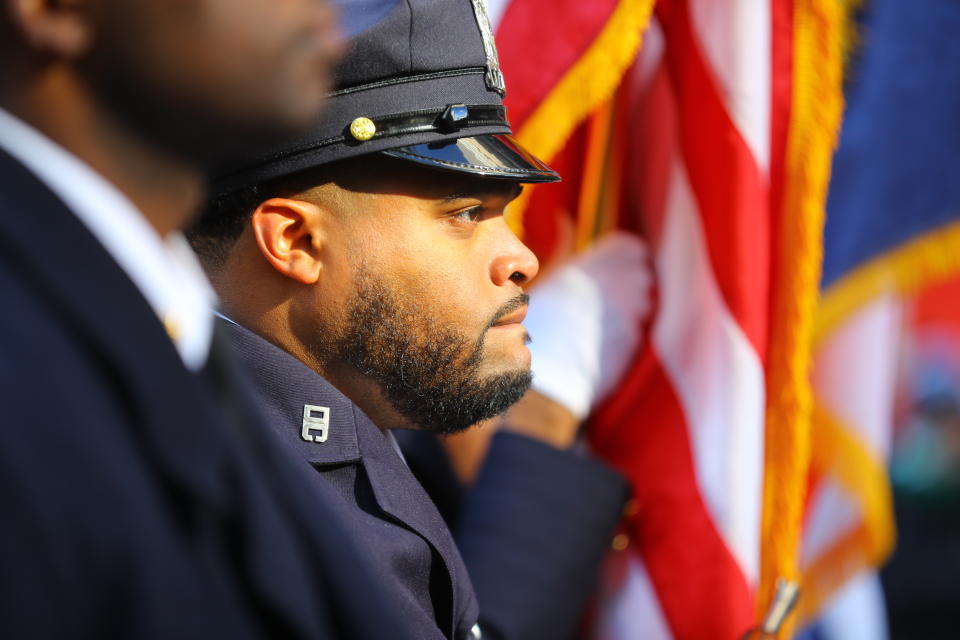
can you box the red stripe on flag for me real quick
[590,344,755,639]
[518,124,590,263]
[657,1,772,359]
[496,0,621,129]
[769,0,794,251]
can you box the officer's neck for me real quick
[2,72,203,238]
[315,365,419,432]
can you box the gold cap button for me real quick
[349,117,376,141]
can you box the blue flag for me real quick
[822,0,960,289]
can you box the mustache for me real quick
[486,293,530,330]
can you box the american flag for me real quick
[488,0,849,637]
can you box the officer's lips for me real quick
[490,307,528,329]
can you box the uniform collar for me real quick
[0,107,215,371]
[220,318,365,465]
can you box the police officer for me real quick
[190,1,629,638]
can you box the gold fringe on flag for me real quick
[759,0,850,636]
[814,219,960,345]
[797,403,897,623]
[507,0,656,236]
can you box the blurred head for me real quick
[193,155,540,433]
[0,0,343,165]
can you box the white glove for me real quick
[525,231,652,419]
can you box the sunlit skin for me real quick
[312,168,534,380]
[216,156,539,432]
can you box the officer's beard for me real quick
[315,275,532,435]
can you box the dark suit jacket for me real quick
[0,149,411,639]
[396,428,630,640]
[223,320,480,640]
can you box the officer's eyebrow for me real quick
[441,183,523,204]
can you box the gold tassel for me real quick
[759,0,850,636]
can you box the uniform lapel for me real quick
[356,417,472,638]
[0,149,234,511]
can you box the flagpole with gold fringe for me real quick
[759,0,851,636]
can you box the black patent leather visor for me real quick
[382,134,560,183]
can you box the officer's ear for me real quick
[6,0,93,58]
[250,197,326,285]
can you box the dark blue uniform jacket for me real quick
[224,318,629,640]
[223,319,480,640]
[0,149,412,639]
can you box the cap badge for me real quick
[349,117,377,141]
[469,0,506,96]
[301,404,330,443]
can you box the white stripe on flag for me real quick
[593,554,674,640]
[801,480,861,568]
[690,0,772,175]
[812,294,903,462]
[653,153,765,585]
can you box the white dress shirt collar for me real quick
[0,107,215,371]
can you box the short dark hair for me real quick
[188,165,335,273]
[188,183,267,273]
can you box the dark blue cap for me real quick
[211,0,559,196]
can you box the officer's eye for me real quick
[451,205,483,224]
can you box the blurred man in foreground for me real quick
[0,0,412,637]
[189,1,640,637]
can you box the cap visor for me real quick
[382,134,560,183]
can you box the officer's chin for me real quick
[480,336,531,378]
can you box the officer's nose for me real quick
[490,222,539,287]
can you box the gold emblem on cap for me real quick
[349,117,376,141]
